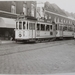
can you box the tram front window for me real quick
[19,22,22,29]
[23,22,25,29]
[16,22,18,29]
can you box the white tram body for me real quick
[15,15,56,41]
[36,21,56,39]
[15,17,37,41]
[56,22,74,38]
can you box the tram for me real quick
[15,13,75,42]
[56,22,74,39]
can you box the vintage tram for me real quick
[15,13,75,42]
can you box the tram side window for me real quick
[37,23,40,30]
[41,24,45,31]
[68,26,73,31]
[23,22,25,29]
[63,26,67,31]
[19,22,22,29]
[50,25,52,30]
[46,25,50,31]
[27,22,28,29]
[16,22,18,29]
[29,23,35,30]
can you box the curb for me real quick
[0,40,15,44]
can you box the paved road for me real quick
[0,40,75,74]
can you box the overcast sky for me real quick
[37,0,75,13]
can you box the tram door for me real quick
[29,22,36,38]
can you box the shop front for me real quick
[0,17,15,40]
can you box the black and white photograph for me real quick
[0,0,75,75]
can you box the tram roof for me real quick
[25,16,37,20]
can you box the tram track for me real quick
[0,39,74,56]
[0,39,72,51]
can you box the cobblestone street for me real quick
[0,40,75,74]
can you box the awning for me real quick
[0,17,16,28]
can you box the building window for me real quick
[31,4,35,17]
[57,18,59,23]
[11,5,16,13]
[69,21,70,24]
[66,20,68,23]
[45,14,47,19]
[23,3,27,15]
[61,19,63,23]
[54,17,56,23]
[64,20,65,23]
[49,15,51,19]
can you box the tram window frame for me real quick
[27,22,28,30]
[16,22,18,29]
[41,24,45,31]
[46,25,50,31]
[29,23,32,30]
[23,22,26,29]
[37,23,40,30]
[19,22,22,29]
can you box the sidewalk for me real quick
[0,40,15,44]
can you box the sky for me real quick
[37,0,75,13]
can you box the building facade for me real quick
[0,1,37,40]
[36,2,75,25]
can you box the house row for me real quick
[0,1,36,40]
